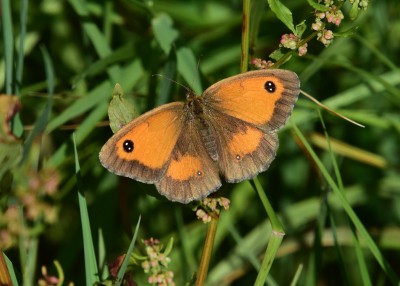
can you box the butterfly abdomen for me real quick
[199,119,219,161]
[188,96,219,162]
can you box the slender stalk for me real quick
[196,215,219,286]
[1,0,13,94]
[23,237,38,286]
[241,0,251,72]
[255,234,284,286]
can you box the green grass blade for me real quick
[98,228,109,280]
[1,0,14,94]
[252,177,283,232]
[176,47,202,95]
[355,34,398,71]
[22,237,38,286]
[46,80,112,134]
[328,212,351,285]
[46,59,143,134]
[175,208,197,274]
[1,0,24,137]
[254,233,284,286]
[102,0,113,43]
[241,0,250,72]
[292,124,400,285]
[49,102,107,168]
[1,252,19,286]
[116,216,141,286]
[73,133,99,285]
[68,0,121,82]
[15,0,28,95]
[72,43,135,85]
[352,224,372,286]
[21,46,54,163]
[252,177,284,286]
[289,264,303,286]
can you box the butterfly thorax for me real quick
[186,93,219,162]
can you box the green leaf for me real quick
[267,0,295,33]
[152,13,179,55]
[306,0,329,12]
[73,134,99,285]
[333,26,359,38]
[46,59,143,134]
[269,48,285,61]
[108,84,137,133]
[295,20,307,38]
[176,47,202,95]
[350,0,360,20]
[116,216,141,286]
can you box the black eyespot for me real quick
[264,81,276,93]
[123,140,134,153]
[197,171,202,176]
[235,155,241,160]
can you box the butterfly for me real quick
[99,69,300,203]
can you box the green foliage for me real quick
[1,0,400,285]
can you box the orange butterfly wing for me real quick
[204,69,300,131]
[99,103,185,183]
[99,102,221,203]
[156,113,221,203]
[202,69,300,182]
[100,69,299,203]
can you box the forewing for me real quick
[99,102,185,183]
[203,69,300,131]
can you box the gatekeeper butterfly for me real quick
[99,69,300,203]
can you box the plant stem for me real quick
[241,0,251,72]
[196,215,219,286]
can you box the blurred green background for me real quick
[1,0,400,285]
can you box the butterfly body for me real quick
[100,69,300,203]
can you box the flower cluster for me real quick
[311,0,345,46]
[38,265,61,286]
[271,0,369,62]
[279,33,308,56]
[251,58,274,69]
[0,207,22,249]
[107,254,137,286]
[17,168,60,223]
[195,197,230,223]
[38,261,73,286]
[0,167,60,249]
[350,0,369,10]
[139,238,175,286]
